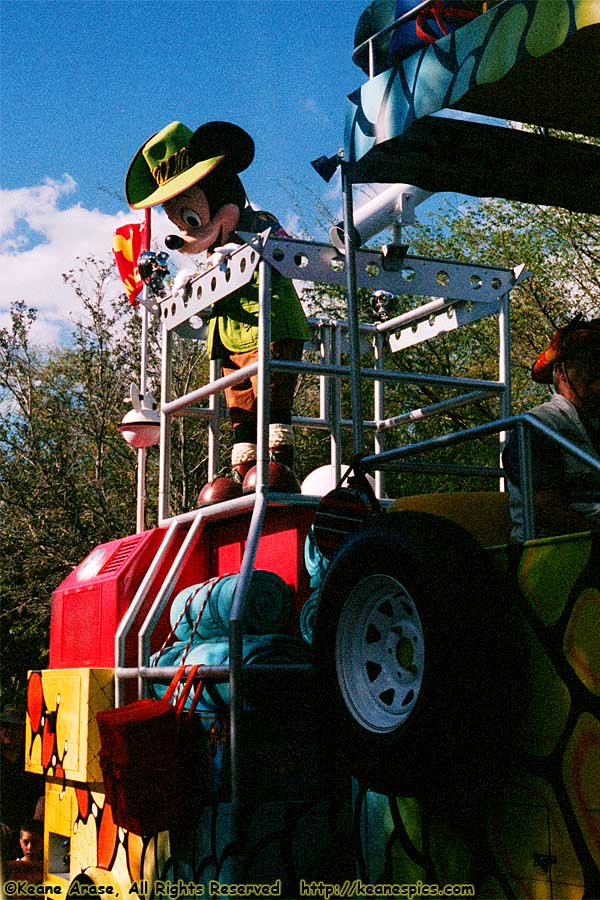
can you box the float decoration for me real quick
[345,0,600,212]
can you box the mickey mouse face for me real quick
[163,182,239,255]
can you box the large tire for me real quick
[313,510,520,798]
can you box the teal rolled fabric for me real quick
[299,591,319,645]
[302,526,328,644]
[304,525,329,585]
[170,571,292,641]
[150,635,312,710]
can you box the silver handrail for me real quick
[361,412,600,541]
[114,519,181,707]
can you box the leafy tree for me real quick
[0,286,137,706]
[0,260,210,707]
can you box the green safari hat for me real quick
[125,120,255,209]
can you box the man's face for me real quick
[560,353,600,413]
[162,182,239,255]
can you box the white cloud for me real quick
[0,177,177,347]
[301,97,333,129]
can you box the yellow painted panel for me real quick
[488,770,584,896]
[68,788,169,898]
[564,588,600,695]
[518,536,591,626]
[44,781,75,886]
[25,668,114,782]
[574,0,600,29]
[563,713,600,874]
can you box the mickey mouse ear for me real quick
[189,121,255,175]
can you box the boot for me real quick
[268,424,295,472]
[231,441,257,484]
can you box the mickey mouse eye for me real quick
[182,208,203,229]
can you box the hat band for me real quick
[151,146,191,187]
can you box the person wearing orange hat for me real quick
[125,121,310,498]
[502,316,600,541]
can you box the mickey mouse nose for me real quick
[165,234,185,250]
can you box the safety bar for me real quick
[137,494,259,676]
[115,664,313,681]
[361,413,600,541]
[161,362,259,416]
[159,491,317,527]
[378,389,496,430]
[155,335,506,520]
[114,520,181,707]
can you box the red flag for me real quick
[113,222,146,304]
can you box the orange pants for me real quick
[220,339,304,426]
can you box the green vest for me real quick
[206,267,311,358]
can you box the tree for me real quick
[0,270,141,706]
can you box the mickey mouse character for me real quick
[126,121,310,495]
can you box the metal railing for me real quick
[352,0,497,80]
[360,412,600,542]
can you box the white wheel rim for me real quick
[335,574,425,733]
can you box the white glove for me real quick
[207,242,240,269]
[172,269,196,297]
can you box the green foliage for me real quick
[0,261,214,709]
[410,195,599,408]
[0,297,130,705]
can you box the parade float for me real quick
[19,1,600,898]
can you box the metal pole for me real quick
[324,323,342,481]
[341,164,364,454]
[229,255,272,859]
[256,258,272,491]
[207,358,221,481]
[373,330,386,498]
[136,306,149,533]
[136,209,152,533]
[498,290,511,491]
[115,519,180,705]
[158,325,172,522]
[517,423,535,541]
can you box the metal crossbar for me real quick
[361,413,600,541]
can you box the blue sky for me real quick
[2,0,367,219]
[1,0,380,344]
[1,0,453,345]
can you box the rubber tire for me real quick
[313,510,520,798]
